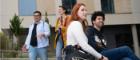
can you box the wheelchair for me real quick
[63,45,95,60]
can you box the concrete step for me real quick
[0,58,56,60]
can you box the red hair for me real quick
[68,3,88,31]
[71,3,86,21]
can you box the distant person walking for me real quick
[54,6,70,60]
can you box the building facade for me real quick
[0,0,140,57]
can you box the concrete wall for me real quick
[77,0,96,13]
[20,15,57,28]
[104,14,140,25]
[1,0,18,29]
[114,0,132,14]
[1,0,140,28]
[0,0,2,32]
[131,0,140,14]
[36,0,55,15]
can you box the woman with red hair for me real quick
[65,3,108,60]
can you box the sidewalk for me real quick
[0,58,56,60]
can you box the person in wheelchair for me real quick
[65,3,108,60]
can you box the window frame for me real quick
[101,0,115,14]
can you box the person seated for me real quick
[65,3,108,60]
[86,11,140,60]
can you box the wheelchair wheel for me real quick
[71,57,89,60]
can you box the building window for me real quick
[101,0,114,13]
[62,0,76,14]
[19,0,36,16]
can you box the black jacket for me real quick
[85,26,107,52]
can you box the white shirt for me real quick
[25,20,50,49]
[67,21,102,59]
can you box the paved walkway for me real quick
[0,58,56,60]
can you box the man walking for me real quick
[22,11,50,60]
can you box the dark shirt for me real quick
[30,23,37,47]
[85,26,107,52]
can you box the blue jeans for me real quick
[121,57,132,60]
[28,46,48,60]
[101,46,139,60]
[56,35,63,60]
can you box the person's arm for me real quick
[43,22,50,37]
[85,27,97,48]
[60,25,66,33]
[55,19,60,32]
[24,25,32,47]
[22,25,31,52]
[24,28,30,46]
[71,21,102,59]
[37,22,50,39]
[22,44,27,52]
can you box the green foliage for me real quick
[0,32,10,49]
[0,32,19,58]
[45,12,49,24]
[10,14,23,36]
[2,51,18,58]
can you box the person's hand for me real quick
[58,23,63,28]
[21,45,27,53]
[37,32,45,39]
[59,25,63,28]
[102,56,108,60]
[99,56,109,60]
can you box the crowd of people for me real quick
[22,3,140,60]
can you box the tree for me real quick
[45,11,49,24]
[9,14,23,49]
[0,32,10,50]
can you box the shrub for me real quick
[0,32,11,50]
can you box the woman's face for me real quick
[58,7,65,15]
[77,5,87,20]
